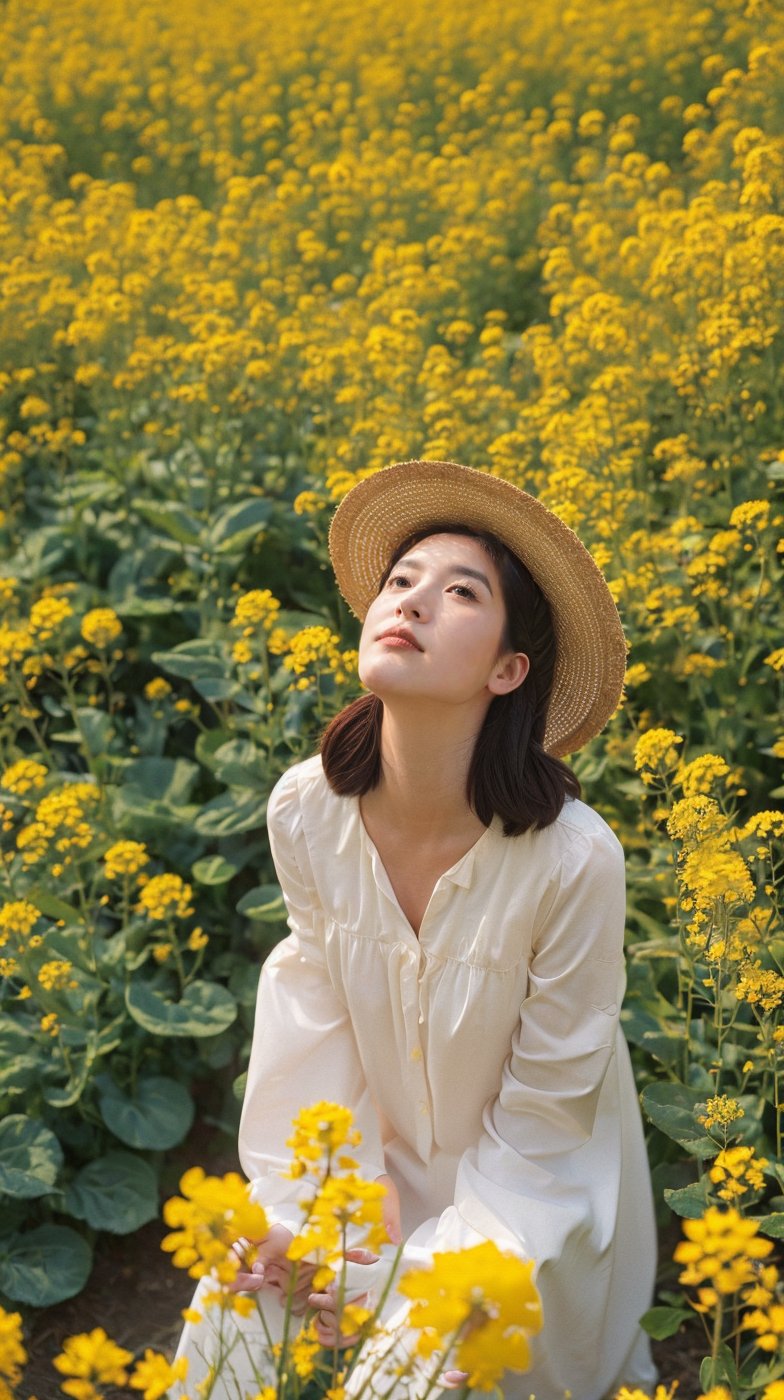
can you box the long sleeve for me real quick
[238,767,387,1230]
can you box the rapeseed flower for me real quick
[136,873,195,920]
[80,607,122,648]
[634,729,683,783]
[674,1207,773,1293]
[0,758,48,795]
[129,1349,188,1399]
[697,1095,745,1131]
[53,1327,133,1398]
[161,1167,268,1284]
[103,839,150,878]
[709,1145,769,1201]
[0,1306,26,1400]
[398,1241,542,1389]
[0,899,41,946]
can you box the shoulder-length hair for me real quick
[319,523,581,835]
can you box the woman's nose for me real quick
[396,586,427,619]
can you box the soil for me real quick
[20,1126,707,1400]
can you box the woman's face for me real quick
[357,532,529,707]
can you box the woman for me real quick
[174,458,658,1399]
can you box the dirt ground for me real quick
[21,1125,705,1400]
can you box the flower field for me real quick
[0,0,783,1393]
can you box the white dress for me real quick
[174,752,658,1400]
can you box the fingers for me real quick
[343,1246,379,1265]
[440,1371,470,1390]
[376,1173,403,1246]
[254,1224,295,1263]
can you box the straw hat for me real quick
[327,458,627,758]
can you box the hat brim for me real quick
[328,459,626,757]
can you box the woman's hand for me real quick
[308,1246,377,1347]
[228,1224,318,1313]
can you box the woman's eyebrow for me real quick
[394,552,494,595]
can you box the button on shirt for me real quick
[237,753,658,1399]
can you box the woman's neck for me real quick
[365,700,487,844]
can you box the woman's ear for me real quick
[487,650,529,696]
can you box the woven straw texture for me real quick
[328,459,627,757]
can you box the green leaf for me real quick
[118,755,201,805]
[212,739,270,791]
[151,640,227,682]
[639,1305,692,1340]
[663,1181,710,1219]
[0,1024,42,1097]
[132,498,203,545]
[194,791,268,836]
[206,498,273,550]
[0,1116,63,1198]
[24,888,83,926]
[757,1213,784,1238]
[236,884,285,921]
[192,854,239,885]
[97,1074,195,1149]
[43,1054,93,1109]
[125,979,237,1037]
[640,1083,717,1157]
[63,1151,159,1233]
[0,1224,92,1305]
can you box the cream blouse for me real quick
[236,752,658,1399]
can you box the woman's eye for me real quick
[388,574,409,587]
[451,583,478,600]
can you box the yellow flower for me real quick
[674,1207,773,1294]
[104,840,150,878]
[398,1241,542,1390]
[38,959,76,992]
[231,589,281,630]
[0,1307,27,1395]
[0,899,41,948]
[53,1328,133,1393]
[144,678,172,701]
[287,1101,360,1165]
[129,1350,188,1400]
[161,1168,268,1284]
[290,1323,320,1379]
[136,873,194,920]
[288,1173,388,1263]
[80,608,122,648]
[678,753,730,796]
[742,1302,784,1351]
[633,728,683,783]
[293,490,324,514]
[187,927,209,951]
[697,1095,745,1131]
[28,595,74,642]
[729,500,770,531]
[667,796,726,849]
[0,759,48,795]
[614,1389,678,1400]
[736,962,784,1013]
[709,1146,768,1200]
[764,648,784,672]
